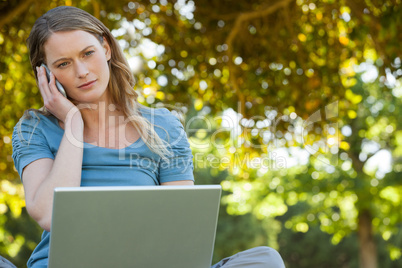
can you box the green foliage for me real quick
[195,168,281,264]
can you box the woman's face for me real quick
[43,30,111,104]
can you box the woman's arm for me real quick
[157,109,195,185]
[22,113,84,232]
[21,66,84,232]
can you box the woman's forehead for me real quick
[44,30,101,58]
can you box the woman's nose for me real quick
[76,62,89,78]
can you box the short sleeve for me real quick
[12,115,55,179]
[158,110,194,184]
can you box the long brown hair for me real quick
[24,6,171,159]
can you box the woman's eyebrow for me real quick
[51,45,96,66]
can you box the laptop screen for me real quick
[48,185,221,268]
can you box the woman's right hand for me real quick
[36,65,80,123]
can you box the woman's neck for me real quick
[80,101,123,130]
[78,99,130,147]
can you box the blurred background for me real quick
[0,0,401,267]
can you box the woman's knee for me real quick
[0,255,17,268]
[252,246,286,268]
[214,246,285,268]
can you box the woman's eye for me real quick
[58,62,68,68]
[85,51,94,56]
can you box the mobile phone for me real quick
[40,63,67,98]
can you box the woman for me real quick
[12,6,285,268]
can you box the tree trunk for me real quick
[358,210,377,268]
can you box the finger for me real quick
[36,66,51,100]
[48,71,59,95]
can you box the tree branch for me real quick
[91,0,101,19]
[0,0,36,29]
[347,1,387,61]
[224,0,294,116]
[195,8,240,21]
[225,0,294,48]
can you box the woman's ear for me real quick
[103,37,111,61]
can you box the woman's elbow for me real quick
[26,202,52,232]
[37,217,51,232]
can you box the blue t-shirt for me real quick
[12,107,194,267]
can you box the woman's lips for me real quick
[78,80,97,89]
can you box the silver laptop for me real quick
[48,185,221,268]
